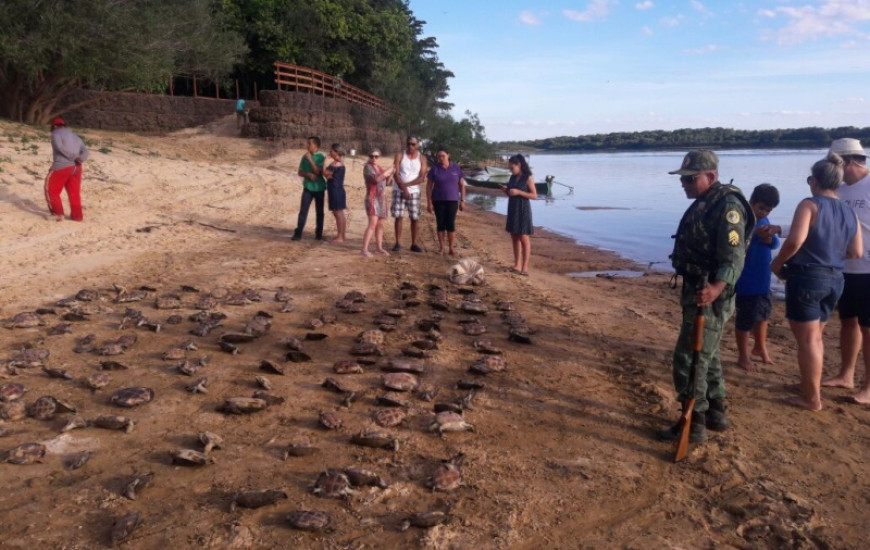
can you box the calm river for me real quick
[468,149,827,269]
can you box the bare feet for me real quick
[821,375,855,389]
[330,237,344,243]
[377,249,390,256]
[738,357,759,372]
[438,248,445,256]
[448,249,456,256]
[751,347,773,364]
[848,388,870,405]
[361,250,372,257]
[785,395,823,411]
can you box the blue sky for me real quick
[407,0,870,142]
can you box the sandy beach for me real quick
[0,118,867,549]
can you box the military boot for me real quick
[656,409,707,444]
[706,398,729,431]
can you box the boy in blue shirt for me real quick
[735,183,782,371]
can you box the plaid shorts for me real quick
[391,187,421,220]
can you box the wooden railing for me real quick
[274,62,401,116]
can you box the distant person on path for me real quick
[426,146,466,256]
[235,98,248,128]
[734,183,781,372]
[500,153,537,275]
[658,150,753,444]
[323,143,347,243]
[820,138,870,404]
[770,153,862,411]
[391,135,427,252]
[45,118,89,222]
[361,148,394,257]
[292,136,326,241]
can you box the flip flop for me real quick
[519,271,529,276]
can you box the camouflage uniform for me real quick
[671,182,753,412]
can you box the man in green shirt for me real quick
[292,136,327,241]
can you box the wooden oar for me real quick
[675,306,705,462]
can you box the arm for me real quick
[458,177,466,212]
[698,197,750,306]
[76,135,89,164]
[416,154,428,187]
[847,212,863,259]
[770,200,815,276]
[508,175,537,199]
[426,177,434,213]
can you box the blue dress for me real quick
[326,164,346,211]
[505,174,533,235]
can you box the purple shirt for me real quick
[428,162,463,201]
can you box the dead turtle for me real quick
[92,415,135,433]
[376,392,411,408]
[469,355,507,375]
[372,408,408,428]
[282,337,304,351]
[344,290,366,303]
[111,387,154,408]
[460,301,488,314]
[97,342,125,356]
[255,376,273,390]
[224,293,250,306]
[198,431,224,453]
[9,347,50,368]
[285,350,312,362]
[61,415,89,432]
[383,358,427,374]
[176,359,200,376]
[241,288,262,302]
[0,382,25,402]
[165,314,184,324]
[462,321,487,336]
[43,366,74,380]
[401,347,430,359]
[75,288,100,301]
[117,333,138,349]
[312,469,356,499]
[333,360,364,374]
[86,373,111,390]
[495,299,515,311]
[344,467,388,488]
[28,396,74,420]
[218,397,268,414]
[307,318,324,330]
[170,448,214,466]
[218,341,240,355]
[115,289,148,303]
[259,360,285,375]
[350,342,384,356]
[400,510,450,531]
[185,377,209,394]
[350,429,399,451]
[508,326,533,344]
[430,411,475,435]
[220,332,256,345]
[274,287,293,302]
[411,339,438,351]
[434,402,464,414]
[284,437,319,458]
[473,339,503,355]
[280,301,294,313]
[305,332,328,341]
[99,360,129,371]
[252,390,285,406]
[382,372,419,392]
[48,322,73,335]
[111,512,141,546]
[65,450,93,470]
[231,489,288,511]
[0,401,26,421]
[373,314,397,328]
[417,318,441,332]
[122,472,154,500]
[318,411,343,430]
[287,510,331,532]
[7,312,44,328]
[162,348,187,361]
[155,295,182,309]
[320,312,337,324]
[196,295,219,310]
[357,329,385,346]
[4,441,46,464]
[321,377,358,394]
[245,312,273,337]
[427,453,465,491]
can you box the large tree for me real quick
[0,0,246,124]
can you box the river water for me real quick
[468,149,828,269]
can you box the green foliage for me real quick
[421,111,494,163]
[498,126,870,152]
[0,0,247,123]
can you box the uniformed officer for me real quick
[658,150,754,443]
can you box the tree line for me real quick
[0,0,493,159]
[496,126,870,152]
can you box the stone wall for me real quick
[58,89,403,154]
[243,90,403,155]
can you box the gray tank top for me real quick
[789,196,857,270]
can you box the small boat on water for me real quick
[465,175,555,196]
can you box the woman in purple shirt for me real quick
[426,147,466,256]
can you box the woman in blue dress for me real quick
[500,154,538,274]
[323,143,347,243]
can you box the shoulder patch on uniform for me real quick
[725,210,741,224]
[728,230,740,246]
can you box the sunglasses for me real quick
[679,174,699,184]
[406,142,418,146]
[369,154,380,159]
[806,175,814,184]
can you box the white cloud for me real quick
[683,44,720,54]
[762,109,823,116]
[758,0,870,45]
[660,15,684,27]
[563,0,615,22]
[636,1,654,10]
[842,96,868,103]
[518,10,540,25]
[641,25,653,35]
[690,0,713,17]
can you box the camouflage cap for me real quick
[668,150,719,175]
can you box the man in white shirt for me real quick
[391,135,427,252]
[823,138,870,404]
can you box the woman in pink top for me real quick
[361,148,394,257]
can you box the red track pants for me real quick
[45,165,83,221]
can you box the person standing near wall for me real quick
[292,136,326,241]
[391,135,427,252]
[235,98,248,128]
[45,118,89,222]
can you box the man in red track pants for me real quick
[45,118,89,221]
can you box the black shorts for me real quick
[838,273,870,327]
[433,200,459,232]
[735,293,772,331]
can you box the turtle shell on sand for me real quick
[382,372,419,392]
[284,437,319,458]
[357,329,385,347]
[122,472,154,500]
[287,510,331,532]
[28,396,61,420]
[7,312,45,329]
[318,411,343,430]
[343,467,388,488]
[9,347,50,368]
[333,360,364,374]
[0,383,26,402]
[350,429,399,451]
[1,401,27,421]
[350,342,384,357]
[430,411,475,435]
[372,408,408,428]
[170,448,214,466]
[111,512,141,546]
[400,510,450,531]
[198,431,224,453]
[65,450,93,470]
[4,441,46,464]
[218,397,269,414]
[231,489,288,511]
[382,358,427,374]
[92,415,135,433]
[427,453,465,491]
[312,469,356,499]
[111,387,155,408]
[469,355,507,375]
[86,373,111,390]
